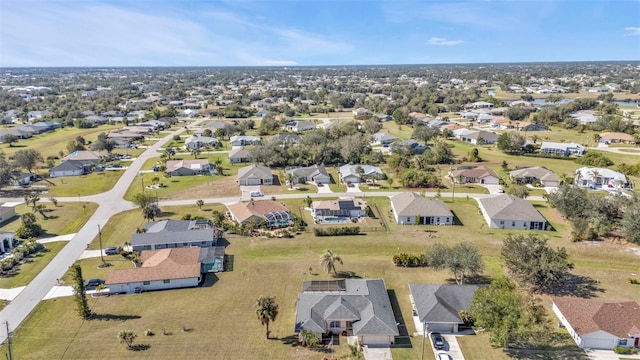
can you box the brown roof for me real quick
[165,159,210,173]
[600,132,635,142]
[105,248,201,285]
[226,200,291,223]
[552,296,640,338]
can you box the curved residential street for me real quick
[0,119,207,343]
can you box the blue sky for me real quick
[1,0,639,67]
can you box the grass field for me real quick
[0,241,66,288]
[4,195,639,359]
[1,124,121,160]
[0,202,98,236]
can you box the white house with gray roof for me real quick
[295,279,399,345]
[228,147,251,164]
[230,135,261,147]
[237,164,273,186]
[409,284,481,334]
[372,132,398,146]
[540,142,586,156]
[285,165,330,185]
[477,194,548,230]
[130,219,217,252]
[338,164,384,184]
[391,193,453,225]
[509,166,560,187]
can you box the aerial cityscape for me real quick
[0,1,640,360]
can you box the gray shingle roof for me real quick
[131,219,215,247]
[295,279,399,336]
[237,164,272,181]
[477,194,546,222]
[391,193,453,217]
[409,284,481,323]
[509,166,559,182]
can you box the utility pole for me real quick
[98,224,104,264]
[5,321,12,360]
[450,166,455,203]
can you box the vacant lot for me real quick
[3,197,639,359]
[0,202,98,236]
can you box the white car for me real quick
[436,351,451,360]
[250,191,263,197]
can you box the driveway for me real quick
[586,349,640,360]
[483,184,504,194]
[240,185,261,200]
[440,334,466,360]
[363,345,393,360]
[346,183,361,193]
[315,183,333,194]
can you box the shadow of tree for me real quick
[278,335,299,347]
[548,274,604,298]
[332,271,361,279]
[90,314,142,321]
[130,344,151,351]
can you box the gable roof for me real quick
[477,194,546,222]
[391,192,453,217]
[339,164,383,178]
[131,219,215,247]
[62,150,105,162]
[165,159,210,173]
[229,146,251,159]
[295,279,399,336]
[226,200,293,223]
[552,297,640,338]
[509,166,559,182]
[105,247,201,284]
[285,165,329,179]
[600,132,635,142]
[450,166,499,180]
[409,284,481,323]
[237,164,272,180]
[50,160,86,172]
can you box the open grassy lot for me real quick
[1,124,120,159]
[0,241,66,288]
[3,197,639,359]
[0,202,98,237]
[28,170,125,197]
[60,256,137,284]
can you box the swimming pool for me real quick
[318,217,351,224]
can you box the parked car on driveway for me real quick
[104,247,118,255]
[436,350,451,360]
[84,278,105,288]
[431,332,445,349]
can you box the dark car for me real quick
[104,246,118,255]
[84,278,105,288]
[430,332,445,350]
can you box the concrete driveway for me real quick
[315,182,333,194]
[441,334,466,360]
[586,349,640,360]
[240,185,261,200]
[363,345,393,360]
[346,183,361,193]
[483,184,504,194]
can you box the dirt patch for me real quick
[163,176,241,200]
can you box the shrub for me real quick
[392,253,427,267]
[182,214,192,220]
[15,224,43,239]
[628,278,639,285]
[313,227,360,237]
[144,329,154,336]
[614,347,638,355]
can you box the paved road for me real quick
[0,118,206,343]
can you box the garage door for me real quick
[426,323,455,333]
[583,337,615,349]
[361,335,391,345]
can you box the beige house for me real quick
[449,166,500,185]
[390,192,453,225]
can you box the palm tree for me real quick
[214,158,223,175]
[285,173,294,189]
[118,330,137,349]
[191,147,201,159]
[255,296,279,339]
[530,134,540,144]
[321,249,343,275]
[164,146,175,160]
[196,199,204,210]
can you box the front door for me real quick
[635,337,639,347]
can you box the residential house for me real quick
[295,279,399,345]
[0,128,33,141]
[409,284,481,334]
[574,167,628,189]
[518,122,547,131]
[372,132,399,146]
[202,120,234,130]
[570,111,598,125]
[50,160,89,177]
[390,193,453,225]
[467,101,494,109]
[27,110,49,120]
[106,248,202,294]
[199,246,226,273]
[283,120,316,132]
[352,107,372,116]
[130,219,217,252]
[184,135,220,150]
[179,109,199,118]
[62,150,105,163]
[12,172,37,186]
[394,139,428,155]
[226,200,295,228]
[285,165,331,185]
[0,205,16,225]
[338,164,384,184]
[271,133,301,146]
[449,166,500,185]
[551,297,640,350]
[477,194,548,230]
[165,159,213,176]
[230,135,261,147]
[456,130,500,145]
[228,147,252,164]
[237,164,273,186]
[509,167,561,187]
[138,120,166,130]
[599,132,636,144]
[311,198,366,223]
[375,114,392,122]
[0,231,15,253]
[540,142,586,156]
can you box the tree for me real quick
[214,158,223,175]
[191,147,201,159]
[164,147,175,160]
[506,184,529,198]
[620,200,640,244]
[299,329,321,347]
[13,149,43,173]
[412,125,440,143]
[469,277,551,348]
[118,330,137,349]
[501,234,573,292]
[255,296,279,339]
[496,132,526,154]
[132,192,159,221]
[3,134,18,147]
[426,242,483,285]
[72,264,91,319]
[0,151,16,187]
[15,212,42,238]
[196,199,204,210]
[321,249,343,275]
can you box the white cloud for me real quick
[427,37,464,46]
[624,27,640,36]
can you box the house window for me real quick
[500,221,504,225]
[163,279,171,284]
[329,321,340,328]
[512,221,516,227]
[619,339,628,346]
[143,281,150,285]
[446,218,450,223]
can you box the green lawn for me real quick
[0,202,98,236]
[326,167,346,192]
[29,170,124,197]
[4,198,640,359]
[0,241,66,288]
